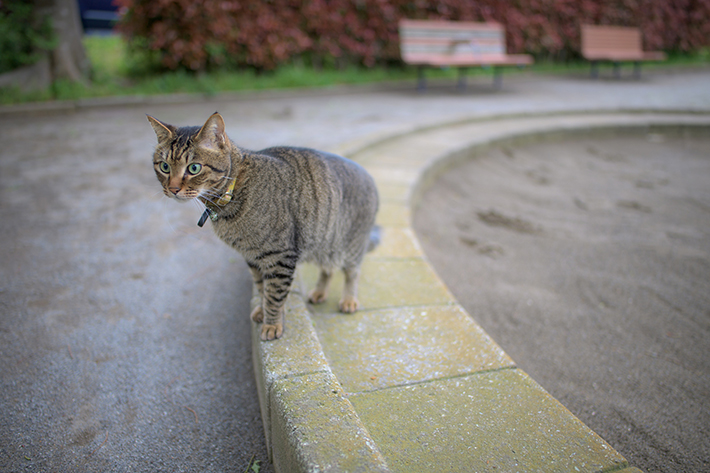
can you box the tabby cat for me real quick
[147,112,379,340]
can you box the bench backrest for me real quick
[581,24,642,58]
[399,19,507,61]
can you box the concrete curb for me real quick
[251,110,710,472]
[251,281,389,472]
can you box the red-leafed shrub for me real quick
[115,0,710,72]
[116,0,312,71]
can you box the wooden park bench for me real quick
[399,19,533,91]
[581,24,666,79]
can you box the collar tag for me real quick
[197,209,211,227]
[198,179,236,227]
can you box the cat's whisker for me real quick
[200,192,219,205]
[201,190,221,199]
[158,197,182,236]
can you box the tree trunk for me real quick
[34,0,90,84]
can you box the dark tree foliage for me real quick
[0,0,55,73]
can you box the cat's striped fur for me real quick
[148,112,379,340]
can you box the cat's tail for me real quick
[367,225,382,253]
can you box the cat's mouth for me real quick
[166,190,197,202]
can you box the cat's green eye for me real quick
[159,162,170,173]
[188,163,202,175]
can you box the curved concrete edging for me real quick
[252,110,710,473]
[332,108,710,160]
[408,116,710,212]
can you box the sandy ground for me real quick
[413,129,710,473]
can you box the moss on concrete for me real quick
[301,259,454,313]
[349,369,628,473]
[311,304,514,393]
[270,371,390,473]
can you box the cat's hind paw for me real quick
[250,306,264,323]
[260,323,283,341]
[308,288,328,305]
[339,296,359,313]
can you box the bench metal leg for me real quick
[613,61,621,79]
[590,61,599,79]
[493,67,502,89]
[457,67,467,91]
[416,65,426,92]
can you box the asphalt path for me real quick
[0,108,272,472]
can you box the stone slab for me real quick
[301,259,454,314]
[252,289,330,384]
[368,165,421,187]
[369,227,424,260]
[349,368,629,473]
[311,304,514,393]
[375,182,411,203]
[376,202,411,227]
[269,371,390,473]
[251,288,331,458]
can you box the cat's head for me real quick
[147,112,232,203]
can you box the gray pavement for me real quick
[1,68,709,472]
[0,111,271,471]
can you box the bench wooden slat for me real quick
[398,19,533,90]
[402,53,533,67]
[581,24,666,63]
[400,19,505,58]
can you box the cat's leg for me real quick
[259,269,295,340]
[248,264,265,323]
[339,265,360,313]
[256,251,298,340]
[308,267,333,304]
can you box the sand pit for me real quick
[413,128,710,473]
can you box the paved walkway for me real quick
[2,68,709,472]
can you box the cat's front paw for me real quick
[339,296,359,313]
[250,306,264,323]
[260,323,283,341]
[308,288,328,304]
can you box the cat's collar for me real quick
[216,177,236,206]
[198,178,237,227]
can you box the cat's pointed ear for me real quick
[147,115,175,143]
[196,112,227,151]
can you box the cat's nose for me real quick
[169,186,180,195]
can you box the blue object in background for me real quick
[78,0,119,34]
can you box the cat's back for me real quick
[248,146,378,264]
[255,146,377,202]
[257,146,369,177]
